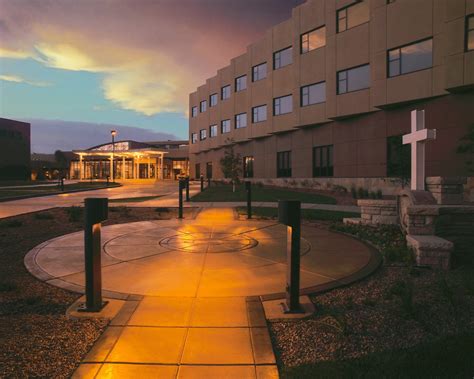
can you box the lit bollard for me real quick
[245,181,252,219]
[278,200,302,313]
[60,178,65,191]
[185,177,190,202]
[79,198,108,312]
[178,179,185,219]
[200,175,204,192]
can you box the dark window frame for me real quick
[387,37,433,78]
[276,151,292,178]
[191,133,198,144]
[235,75,247,92]
[252,62,267,82]
[336,1,369,33]
[206,162,213,179]
[301,81,326,107]
[312,145,334,177]
[199,129,207,141]
[221,85,231,100]
[191,106,198,118]
[337,63,370,95]
[300,25,326,54]
[209,124,218,138]
[252,104,267,123]
[200,100,207,113]
[466,14,474,52]
[243,156,254,178]
[273,94,293,116]
[235,112,247,129]
[221,119,231,134]
[209,93,218,107]
[273,46,293,70]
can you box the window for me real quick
[337,1,369,33]
[206,162,213,179]
[337,64,370,94]
[191,106,198,118]
[221,85,231,100]
[221,119,231,133]
[387,135,411,178]
[466,15,474,51]
[243,156,254,178]
[200,100,207,113]
[195,163,201,178]
[301,26,326,54]
[191,133,198,144]
[252,105,267,123]
[274,95,293,116]
[252,63,267,82]
[235,75,247,92]
[277,151,292,178]
[301,82,326,106]
[210,93,218,107]
[313,145,333,177]
[235,113,247,129]
[388,38,433,77]
[209,124,217,138]
[199,129,207,140]
[274,46,293,69]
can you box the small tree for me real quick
[54,150,68,179]
[220,139,242,192]
[457,123,474,174]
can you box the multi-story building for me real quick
[189,0,474,191]
[0,118,31,180]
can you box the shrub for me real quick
[370,191,377,199]
[65,206,83,222]
[34,212,54,220]
[351,187,357,199]
[357,187,365,199]
[333,185,347,193]
[388,279,415,318]
[363,188,369,198]
[1,219,23,228]
[377,189,383,199]
[384,245,415,265]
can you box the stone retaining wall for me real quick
[426,177,467,205]
[357,199,398,225]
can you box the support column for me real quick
[79,155,83,180]
[148,156,151,179]
[160,154,164,180]
[122,156,125,180]
[109,154,114,182]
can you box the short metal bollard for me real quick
[178,179,185,219]
[185,177,190,202]
[200,175,204,191]
[207,178,211,188]
[60,178,64,191]
[79,198,109,312]
[278,200,302,313]
[245,181,252,219]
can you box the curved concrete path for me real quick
[25,208,379,379]
[25,208,375,299]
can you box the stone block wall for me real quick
[406,235,453,270]
[357,199,398,225]
[405,206,438,235]
[426,176,467,205]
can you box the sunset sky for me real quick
[0,0,304,151]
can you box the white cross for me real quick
[402,109,436,191]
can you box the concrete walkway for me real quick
[0,181,359,219]
[25,208,379,378]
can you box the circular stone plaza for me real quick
[24,207,380,378]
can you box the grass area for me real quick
[109,195,163,203]
[192,183,336,204]
[236,206,359,222]
[0,182,119,200]
[0,180,52,187]
[280,333,474,378]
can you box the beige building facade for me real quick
[189,0,474,189]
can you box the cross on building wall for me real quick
[402,109,436,191]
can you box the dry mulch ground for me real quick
[0,206,193,378]
[269,221,474,378]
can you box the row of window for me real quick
[196,135,412,179]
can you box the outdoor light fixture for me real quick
[110,130,117,182]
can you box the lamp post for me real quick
[111,130,117,183]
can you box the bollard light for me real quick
[245,181,252,219]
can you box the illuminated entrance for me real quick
[71,141,166,181]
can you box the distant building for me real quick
[0,118,31,180]
[70,140,189,181]
[31,152,75,180]
[189,0,474,191]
